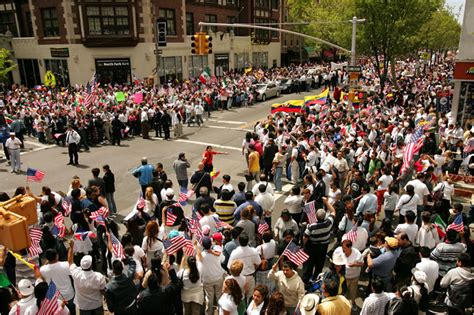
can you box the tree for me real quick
[416,6,461,52]
[355,0,442,87]
[0,48,16,82]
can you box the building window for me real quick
[158,56,182,82]
[86,5,130,36]
[186,12,194,36]
[159,9,176,36]
[252,52,268,68]
[0,11,17,37]
[227,16,236,32]
[41,8,59,37]
[271,19,278,38]
[255,18,269,41]
[271,0,279,9]
[226,0,237,5]
[234,53,250,70]
[204,0,218,4]
[44,59,70,87]
[188,55,208,78]
[256,0,269,8]
[205,15,217,32]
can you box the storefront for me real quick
[95,58,131,85]
[214,54,229,77]
[453,61,474,125]
[17,59,41,88]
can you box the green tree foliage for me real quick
[0,48,16,82]
[416,6,461,51]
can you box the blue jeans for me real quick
[178,179,188,191]
[105,192,117,213]
[274,167,283,191]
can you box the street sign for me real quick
[155,18,167,47]
[154,49,163,55]
[345,65,361,72]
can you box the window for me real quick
[227,16,236,32]
[271,19,278,38]
[204,0,218,3]
[44,59,70,87]
[227,0,237,5]
[255,18,269,41]
[188,55,208,78]
[186,13,193,36]
[41,8,59,37]
[0,12,17,36]
[159,9,176,36]
[158,56,182,82]
[234,53,250,70]
[86,5,130,36]
[252,52,268,68]
[271,0,279,9]
[205,15,217,32]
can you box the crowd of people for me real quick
[0,56,474,315]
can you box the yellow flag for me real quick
[244,67,252,74]
[44,70,56,87]
[8,250,35,270]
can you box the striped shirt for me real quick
[360,292,394,315]
[214,199,237,225]
[304,214,334,244]
[430,242,467,276]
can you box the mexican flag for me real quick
[222,78,228,88]
[434,215,447,238]
[199,67,211,83]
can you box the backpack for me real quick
[448,281,473,309]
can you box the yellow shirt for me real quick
[317,295,351,315]
[248,151,260,173]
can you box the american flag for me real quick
[166,209,178,226]
[258,220,269,234]
[74,231,96,241]
[62,198,72,216]
[183,232,195,256]
[110,232,125,259]
[28,227,43,257]
[446,214,464,233]
[38,281,60,315]
[401,125,424,173]
[282,242,309,266]
[179,188,194,205]
[90,211,106,227]
[213,216,226,229]
[304,201,318,224]
[345,227,358,243]
[188,212,203,241]
[26,168,45,182]
[163,235,189,256]
[53,213,66,238]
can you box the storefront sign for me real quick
[50,48,69,58]
[454,61,474,81]
[95,59,131,68]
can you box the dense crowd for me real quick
[0,57,474,315]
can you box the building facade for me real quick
[452,0,474,126]
[0,0,282,87]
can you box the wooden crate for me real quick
[0,208,30,251]
[0,195,38,226]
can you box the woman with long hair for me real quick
[178,254,204,315]
[265,291,286,315]
[246,285,269,315]
[218,278,243,315]
[142,256,170,289]
[141,221,164,268]
[24,282,69,315]
[144,186,158,216]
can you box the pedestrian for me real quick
[268,261,305,314]
[105,257,138,315]
[5,132,22,173]
[317,272,351,315]
[141,107,150,139]
[173,152,191,191]
[103,164,117,215]
[65,125,81,166]
[217,278,242,315]
[132,157,154,196]
[201,145,228,173]
[247,144,260,191]
[111,115,123,146]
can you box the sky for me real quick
[445,0,465,23]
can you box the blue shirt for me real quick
[233,201,263,222]
[356,193,377,215]
[133,164,154,186]
[372,249,400,279]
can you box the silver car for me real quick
[255,83,280,102]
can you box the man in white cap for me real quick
[5,132,22,173]
[8,279,36,315]
[67,240,107,314]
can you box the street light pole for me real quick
[350,16,365,66]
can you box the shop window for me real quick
[44,59,70,87]
[188,55,208,78]
[158,56,182,83]
[159,8,176,36]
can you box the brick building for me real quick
[0,0,282,87]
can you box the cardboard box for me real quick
[0,195,38,226]
[0,209,30,251]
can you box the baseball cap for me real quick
[212,232,223,243]
[80,255,93,269]
[165,188,175,197]
[18,279,34,296]
[385,236,399,249]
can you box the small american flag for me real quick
[53,213,66,238]
[282,242,309,266]
[179,188,194,205]
[188,212,203,241]
[345,227,358,243]
[166,209,178,226]
[183,232,195,256]
[38,281,60,315]
[62,198,72,216]
[213,216,226,229]
[164,235,188,256]
[26,168,45,182]
[110,232,125,259]
[401,125,424,173]
[258,220,269,234]
[304,201,318,224]
[28,227,43,257]
[446,213,464,233]
[90,211,106,227]
[74,231,96,241]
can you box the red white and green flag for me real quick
[199,67,211,83]
[434,215,447,238]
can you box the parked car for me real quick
[278,78,294,94]
[255,82,280,101]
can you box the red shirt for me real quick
[202,150,216,166]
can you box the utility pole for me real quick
[351,16,365,66]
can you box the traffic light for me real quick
[203,35,212,54]
[191,33,202,54]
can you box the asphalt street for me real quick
[0,89,322,223]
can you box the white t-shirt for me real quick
[218,293,238,315]
[256,240,277,260]
[405,179,429,206]
[201,250,226,283]
[225,275,246,293]
[334,246,362,279]
[395,223,419,243]
[40,262,75,301]
[377,175,393,191]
